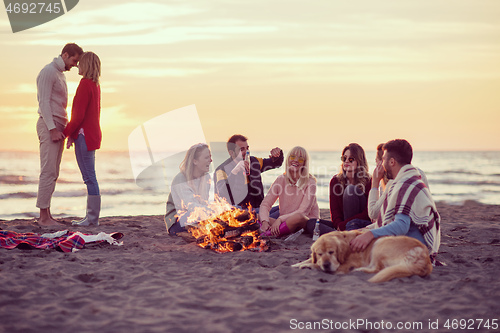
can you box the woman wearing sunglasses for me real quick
[259,146,319,237]
[306,143,372,236]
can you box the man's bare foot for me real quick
[38,217,60,226]
[39,208,60,226]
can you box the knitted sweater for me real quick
[165,172,211,230]
[36,56,68,130]
[63,78,102,150]
[259,174,319,222]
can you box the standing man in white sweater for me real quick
[36,43,83,226]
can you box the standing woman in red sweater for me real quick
[63,52,102,226]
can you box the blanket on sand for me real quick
[0,230,123,252]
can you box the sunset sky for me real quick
[1,0,499,153]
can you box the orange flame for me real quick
[186,198,268,253]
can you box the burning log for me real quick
[247,238,269,252]
[224,228,242,239]
[223,222,260,239]
[218,241,243,252]
[235,211,251,222]
[210,224,225,238]
[240,235,254,247]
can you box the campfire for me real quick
[183,200,269,253]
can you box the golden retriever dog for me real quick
[292,230,432,283]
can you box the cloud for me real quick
[3,81,120,95]
[29,25,277,46]
[99,104,137,128]
[0,106,34,115]
[9,0,500,85]
[114,68,212,78]
[20,2,276,46]
[4,84,35,94]
[107,40,500,83]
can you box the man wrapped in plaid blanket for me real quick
[350,139,441,264]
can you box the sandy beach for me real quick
[0,201,499,333]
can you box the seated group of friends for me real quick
[164,135,440,263]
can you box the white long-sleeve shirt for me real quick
[36,56,68,130]
[169,172,211,227]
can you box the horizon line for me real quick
[1,149,500,153]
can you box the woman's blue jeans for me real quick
[75,134,99,195]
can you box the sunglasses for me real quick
[289,155,305,163]
[341,156,356,163]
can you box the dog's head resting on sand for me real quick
[310,230,364,273]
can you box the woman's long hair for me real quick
[376,143,389,186]
[179,143,210,199]
[78,52,101,85]
[336,143,370,190]
[285,146,315,190]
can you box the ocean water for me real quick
[1,150,500,220]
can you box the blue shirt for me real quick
[371,213,427,246]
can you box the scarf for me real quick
[378,164,441,263]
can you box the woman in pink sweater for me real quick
[259,146,319,237]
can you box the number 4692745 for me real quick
[5,3,62,14]
[444,319,498,330]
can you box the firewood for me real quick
[224,228,242,238]
[189,209,270,252]
[235,211,251,222]
[240,235,254,247]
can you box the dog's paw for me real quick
[291,260,316,269]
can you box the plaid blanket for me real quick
[378,164,441,263]
[0,230,86,252]
[0,230,123,253]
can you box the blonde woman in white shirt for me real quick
[164,143,212,235]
